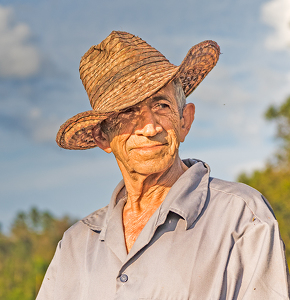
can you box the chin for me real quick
[131,157,175,176]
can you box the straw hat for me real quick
[56,31,220,150]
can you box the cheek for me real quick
[109,135,128,160]
[166,129,180,154]
[163,118,181,150]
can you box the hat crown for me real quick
[79,31,171,113]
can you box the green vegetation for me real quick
[238,96,290,265]
[0,208,74,300]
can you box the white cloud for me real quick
[261,0,290,51]
[0,5,40,78]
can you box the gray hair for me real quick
[172,78,186,116]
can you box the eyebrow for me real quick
[151,95,170,102]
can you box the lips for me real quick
[130,143,167,151]
[135,144,164,149]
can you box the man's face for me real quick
[99,81,191,176]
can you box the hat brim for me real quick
[176,40,220,97]
[56,111,108,150]
[56,40,220,150]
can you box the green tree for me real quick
[238,96,290,265]
[0,208,74,300]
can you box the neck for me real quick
[119,155,188,212]
[119,155,188,252]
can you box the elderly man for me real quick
[37,31,289,299]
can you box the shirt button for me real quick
[120,274,128,282]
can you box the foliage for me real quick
[0,207,74,300]
[238,96,290,266]
[265,97,290,165]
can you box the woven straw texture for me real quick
[56,31,220,150]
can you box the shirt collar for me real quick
[155,159,210,229]
[82,159,210,232]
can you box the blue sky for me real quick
[1,0,290,232]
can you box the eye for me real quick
[158,103,170,109]
[123,107,134,113]
[153,102,170,112]
[120,106,138,116]
[115,106,139,125]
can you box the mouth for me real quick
[134,143,166,149]
[130,143,167,152]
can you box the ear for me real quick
[92,125,112,153]
[180,103,195,142]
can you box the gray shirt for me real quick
[36,159,290,299]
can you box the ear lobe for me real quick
[92,125,112,153]
[180,103,195,142]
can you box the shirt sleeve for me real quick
[225,219,290,299]
[36,240,61,300]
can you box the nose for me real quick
[134,106,163,136]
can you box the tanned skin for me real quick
[93,81,195,252]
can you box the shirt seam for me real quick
[209,186,260,221]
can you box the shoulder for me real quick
[208,177,263,203]
[208,177,276,224]
[61,205,109,241]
